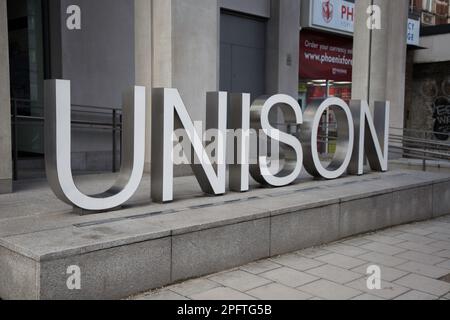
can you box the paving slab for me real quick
[136,290,189,301]
[352,293,384,300]
[394,274,450,296]
[208,270,272,292]
[190,287,256,300]
[395,233,436,245]
[357,252,408,267]
[269,254,324,271]
[346,278,410,299]
[260,267,319,288]
[240,260,282,275]
[394,291,438,300]
[396,261,450,279]
[246,283,312,300]
[351,263,409,282]
[360,242,408,256]
[436,259,450,270]
[396,251,447,266]
[395,241,443,254]
[315,253,367,269]
[305,265,362,284]
[298,280,362,300]
[325,244,370,257]
[168,279,221,298]
[429,241,450,250]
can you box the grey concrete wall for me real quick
[220,0,271,18]
[266,0,300,98]
[352,0,409,141]
[60,0,135,109]
[0,0,12,193]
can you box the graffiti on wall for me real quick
[433,97,450,141]
[420,77,450,141]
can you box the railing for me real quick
[298,122,450,169]
[10,98,122,181]
[389,127,450,171]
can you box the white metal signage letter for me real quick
[45,80,146,211]
[301,98,354,179]
[229,93,251,192]
[250,95,303,187]
[349,100,390,175]
[151,88,227,203]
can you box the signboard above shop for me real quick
[301,0,421,45]
[299,29,353,81]
[311,0,354,34]
[407,17,421,46]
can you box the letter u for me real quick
[44,80,146,211]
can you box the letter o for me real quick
[301,98,354,179]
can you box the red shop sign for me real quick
[300,30,353,82]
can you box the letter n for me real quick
[349,101,390,175]
[151,88,227,203]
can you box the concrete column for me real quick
[135,0,153,172]
[352,0,372,102]
[266,0,300,98]
[171,0,219,124]
[152,0,173,89]
[352,0,408,157]
[352,0,409,158]
[0,0,13,194]
[149,0,219,176]
[152,0,219,123]
[385,0,409,134]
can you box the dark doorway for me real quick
[8,0,46,180]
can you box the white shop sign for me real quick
[311,0,354,34]
[307,0,421,44]
[407,18,421,46]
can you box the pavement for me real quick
[132,215,450,300]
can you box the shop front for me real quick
[298,29,353,155]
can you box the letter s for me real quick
[250,95,303,187]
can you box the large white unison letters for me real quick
[44,80,390,211]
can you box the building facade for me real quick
[0,0,411,194]
[405,0,450,142]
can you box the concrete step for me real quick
[0,170,449,299]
